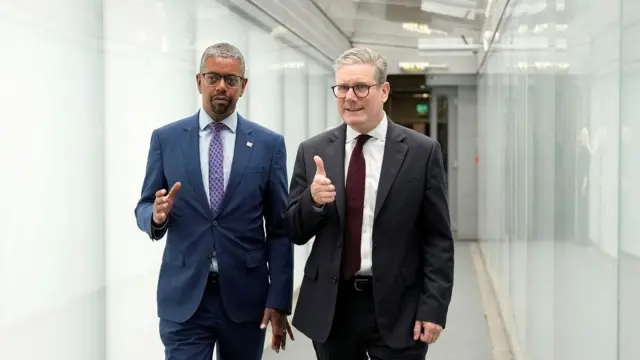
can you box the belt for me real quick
[345,276,373,292]
[208,272,219,283]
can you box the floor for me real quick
[262,241,496,360]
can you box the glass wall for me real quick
[478,0,639,359]
[0,0,341,359]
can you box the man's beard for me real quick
[211,102,230,114]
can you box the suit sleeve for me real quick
[284,143,327,245]
[264,135,294,314]
[134,130,169,240]
[416,141,455,328]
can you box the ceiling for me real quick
[311,0,488,50]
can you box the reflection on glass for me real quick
[477,0,635,359]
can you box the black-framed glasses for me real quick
[201,72,244,88]
[331,84,379,99]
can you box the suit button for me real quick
[212,221,218,226]
[332,276,338,283]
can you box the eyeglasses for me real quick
[201,72,244,88]
[331,84,379,99]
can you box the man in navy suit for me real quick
[135,42,294,360]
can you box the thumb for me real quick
[413,321,422,341]
[313,155,326,177]
[260,311,270,329]
[167,182,182,200]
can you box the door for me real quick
[431,87,458,233]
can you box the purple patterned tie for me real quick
[209,122,226,213]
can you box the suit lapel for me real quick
[215,115,253,216]
[374,120,408,220]
[182,114,214,218]
[325,124,347,228]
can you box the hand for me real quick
[260,308,295,353]
[413,321,442,344]
[310,156,335,206]
[152,182,182,225]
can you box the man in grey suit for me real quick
[285,47,455,360]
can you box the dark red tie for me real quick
[342,134,371,280]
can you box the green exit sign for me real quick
[416,104,429,114]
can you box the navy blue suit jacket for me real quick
[134,112,293,324]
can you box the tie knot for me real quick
[356,134,371,148]
[211,121,226,133]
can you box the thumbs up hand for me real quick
[311,155,335,206]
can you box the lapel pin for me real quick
[246,141,253,148]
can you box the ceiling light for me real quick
[398,62,449,72]
[270,62,305,70]
[399,62,430,72]
[402,22,449,36]
[533,24,548,33]
[270,26,288,37]
[403,23,433,34]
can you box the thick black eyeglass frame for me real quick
[201,71,245,88]
[331,84,380,99]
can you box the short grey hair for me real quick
[199,42,246,76]
[333,47,387,84]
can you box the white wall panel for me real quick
[307,59,330,136]
[326,75,342,128]
[0,0,106,359]
[477,0,640,359]
[455,86,478,240]
[103,0,197,358]
[281,47,309,288]
[247,24,284,131]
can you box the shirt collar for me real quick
[346,112,388,143]
[199,108,238,133]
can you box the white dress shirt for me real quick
[344,113,388,275]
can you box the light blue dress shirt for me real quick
[198,109,237,273]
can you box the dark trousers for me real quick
[312,276,428,360]
[159,274,265,360]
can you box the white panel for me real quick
[247,24,284,131]
[326,75,342,127]
[455,86,478,239]
[478,0,628,359]
[0,0,106,359]
[619,7,640,358]
[282,47,309,288]
[103,0,197,358]
[307,59,331,136]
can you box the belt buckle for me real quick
[353,278,367,291]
